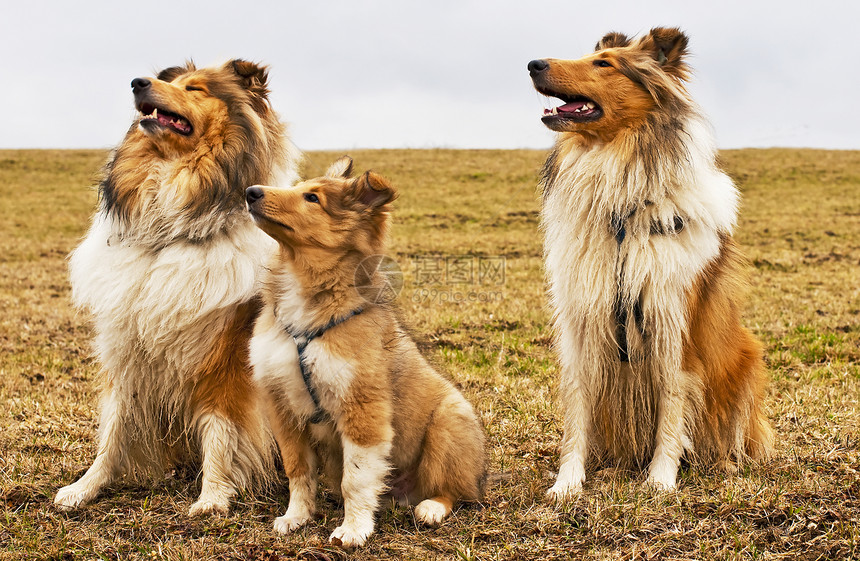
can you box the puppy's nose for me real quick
[245,186,265,204]
[527,59,550,76]
[131,77,151,93]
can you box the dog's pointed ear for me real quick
[595,32,630,51]
[349,171,396,210]
[229,59,270,97]
[640,27,689,77]
[326,156,354,179]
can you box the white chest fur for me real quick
[541,120,739,365]
[69,212,274,373]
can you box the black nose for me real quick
[528,59,550,76]
[245,186,265,204]
[131,77,151,93]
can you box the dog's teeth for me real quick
[153,108,158,118]
[585,103,594,110]
[551,107,558,115]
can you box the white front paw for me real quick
[646,460,678,491]
[330,522,374,549]
[54,482,97,510]
[546,478,583,503]
[274,512,311,534]
[188,497,230,517]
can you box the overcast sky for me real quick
[2,0,858,151]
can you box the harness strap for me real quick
[611,211,684,363]
[285,307,363,424]
[611,210,635,363]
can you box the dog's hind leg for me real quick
[189,412,239,516]
[547,326,591,501]
[55,389,126,509]
[414,496,454,526]
[413,392,485,526]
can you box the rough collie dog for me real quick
[528,28,773,498]
[54,60,299,516]
[245,157,487,548]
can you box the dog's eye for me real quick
[303,193,320,204]
[593,59,613,68]
[185,85,204,92]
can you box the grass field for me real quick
[1,148,858,560]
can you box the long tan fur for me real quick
[528,28,772,499]
[54,60,300,516]
[247,158,487,548]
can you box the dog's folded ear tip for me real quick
[326,156,354,179]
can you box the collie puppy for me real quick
[54,60,299,516]
[246,157,486,548]
[528,28,772,498]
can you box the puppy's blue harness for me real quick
[283,307,363,424]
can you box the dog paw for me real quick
[414,499,450,527]
[188,498,230,517]
[330,522,373,549]
[646,463,678,491]
[54,482,96,511]
[545,480,582,503]
[273,513,311,534]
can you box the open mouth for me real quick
[137,102,193,136]
[538,92,603,124]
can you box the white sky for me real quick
[2,0,858,150]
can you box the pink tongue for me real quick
[558,100,588,113]
[157,112,173,126]
[157,112,190,133]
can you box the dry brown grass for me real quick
[1,148,858,560]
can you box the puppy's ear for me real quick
[229,59,270,97]
[326,156,354,179]
[640,27,689,77]
[595,32,630,51]
[348,171,397,210]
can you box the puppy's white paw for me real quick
[54,482,97,510]
[414,498,450,526]
[273,513,311,534]
[330,522,373,549]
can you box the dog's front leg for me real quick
[547,327,591,502]
[646,368,688,491]
[271,416,317,533]
[55,389,126,509]
[189,412,239,516]
[330,436,392,548]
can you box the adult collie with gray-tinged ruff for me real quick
[528,27,772,498]
[246,157,487,548]
[54,60,299,516]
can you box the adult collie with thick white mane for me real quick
[528,27,772,498]
[54,60,299,516]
